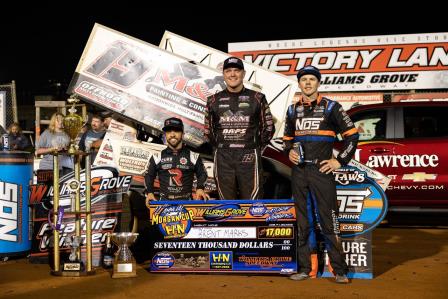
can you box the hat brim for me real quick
[162,126,183,132]
[223,63,244,70]
[297,71,321,81]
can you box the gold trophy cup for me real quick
[63,95,84,154]
[111,232,139,278]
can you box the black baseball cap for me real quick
[162,117,184,132]
[223,57,244,70]
[296,65,321,81]
[100,111,113,118]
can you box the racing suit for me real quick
[283,94,359,275]
[144,147,208,200]
[205,87,274,199]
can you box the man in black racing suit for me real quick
[204,56,274,199]
[283,65,359,284]
[144,117,209,206]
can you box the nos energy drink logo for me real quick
[334,167,388,237]
[152,252,175,269]
[151,205,193,239]
[0,181,19,242]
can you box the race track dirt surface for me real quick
[1,227,447,299]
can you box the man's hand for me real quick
[145,192,156,209]
[288,149,299,165]
[319,158,341,174]
[195,189,210,200]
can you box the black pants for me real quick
[214,148,263,200]
[291,164,348,275]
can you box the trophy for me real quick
[63,235,84,272]
[63,94,84,154]
[66,178,80,211]
[111,232,139,278]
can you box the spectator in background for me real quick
[35,112,73,175]
[101,111,113,130]
[78,114,106,163]
[8,122,30,150]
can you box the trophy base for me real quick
[51,262,96,277]
[112,262,137,278]
[51,269,96,277]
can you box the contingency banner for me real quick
[160,31,299,137]
[29,166,131,266]
[95,130,166,176]
[68,23,258,148]
[229,32,448,91]
[329,166,387,279]
[149,199,297,274]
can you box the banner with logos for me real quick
[28,166,131,266]
[69,24,258,148]
[149,199,297,274]
[159,31,299,137]
[148,179,386,279]
[229,32,448,91]
[330,166,387,279]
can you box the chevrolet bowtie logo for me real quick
[402,172,437,182]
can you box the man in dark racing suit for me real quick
[144,117,210,206]
[283,65,359,284]
[204,57,274,199]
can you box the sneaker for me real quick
[335,274,349,284]
[289,272,310,281]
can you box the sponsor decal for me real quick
[241,153,255,163]
[75,81,129,111]
[334,169,366,185]
[179,157,188,165]
[295,118,323,130]
[151,205,194,239]
[402,172,437,182]
[365,154,439,168]
[210,251,233,270]
[336,167,388,237]
[265,206,294,222]
[35,217,118,251]
[0,181,19,242]
[237,255,291,268]
[249,202,267,217]
[28,167,132,207]
[202,204,247,221]
[152,252,175,269]
[220,115,250,123]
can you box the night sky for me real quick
[0,8,446,106]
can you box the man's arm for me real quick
[193,154,210,200]
[204,95,216,147]
[332,104,359,166]
[258,93,275,148]
[282,104,295,154]
[144,156,158,207]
